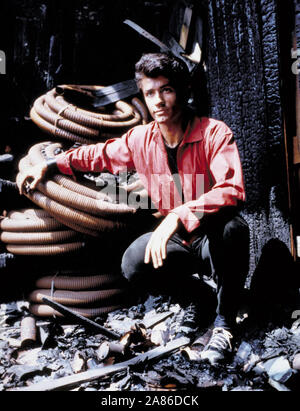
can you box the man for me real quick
[18,53,249,365]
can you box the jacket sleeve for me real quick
[55,130,135,176]
[171,126,246,233]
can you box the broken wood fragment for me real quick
[268,378,291,392]
[14,337,190,391]
[86,359,99,370]
[41,297,120,340]
[71,352,86,374]
[150,322,169,346]
[141,311,174,329]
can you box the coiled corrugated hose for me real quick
[29,304,121,318]
[35,273,123,290]
[17,141,142,236]
[0,208,85,255]
[28,269,127,318]
[6,242,84,256]
[30,85,145,143]
[27,141,136,218]
[29,288,125,306]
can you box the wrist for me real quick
[45,158,58,173]
[168,212,180,223]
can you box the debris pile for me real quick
[1,294,300,391]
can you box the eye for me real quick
[145,90,154,97]
[163,87,174,94]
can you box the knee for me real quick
[223,216,249,243]
[121,233,151,282]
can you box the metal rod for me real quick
[42,297,120,340]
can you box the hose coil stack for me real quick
[30,85,149,145]
[28,270,127,318]
[0,208,85,256]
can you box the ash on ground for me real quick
[1,290,300,392]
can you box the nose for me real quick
[153,91,165,107]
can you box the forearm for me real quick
[172,186,245,233]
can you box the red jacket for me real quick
[56,116,246,234]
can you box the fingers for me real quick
[29,175,41,192]
[144,242,151,265]
[17,173,29,196]
[144,235,167,269]
[144,214,180,269]
[17,173,37,195]
[17,163,47,196]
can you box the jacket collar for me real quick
[153,116,204,145]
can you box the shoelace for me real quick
[207,328,233,351]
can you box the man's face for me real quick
[140,76,183,125]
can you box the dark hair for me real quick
[135,53,191,101]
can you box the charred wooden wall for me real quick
[0,0,175,155]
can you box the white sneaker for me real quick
[200,327,233,366]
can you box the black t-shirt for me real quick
[164,142,184,202]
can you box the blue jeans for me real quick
[121,210,250,330]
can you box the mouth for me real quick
[154,110,168,116]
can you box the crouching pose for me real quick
[18,53,250,365]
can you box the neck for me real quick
[159,112,188,148]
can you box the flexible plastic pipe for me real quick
[17,141,137,235]
[8,210,34,220]
[17,181,128,232]
[45,91,122,130]
[131,97,149,125]
[48,87,139,124]
[37,179,136,218]
[31,87,142,145]
[30,107,95,145]
[43,143,112,202]
[0,216,64,232]
[34,96,101,138]
[52,174,112,202]
[0,230,78,245]
[29,288,125,306]
[7,242,85,256]
[44,209,100,237]
[35,274,123,291]
[29,303,121,318]
[24,209,53,219]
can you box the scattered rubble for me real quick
[1,293,300,391]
